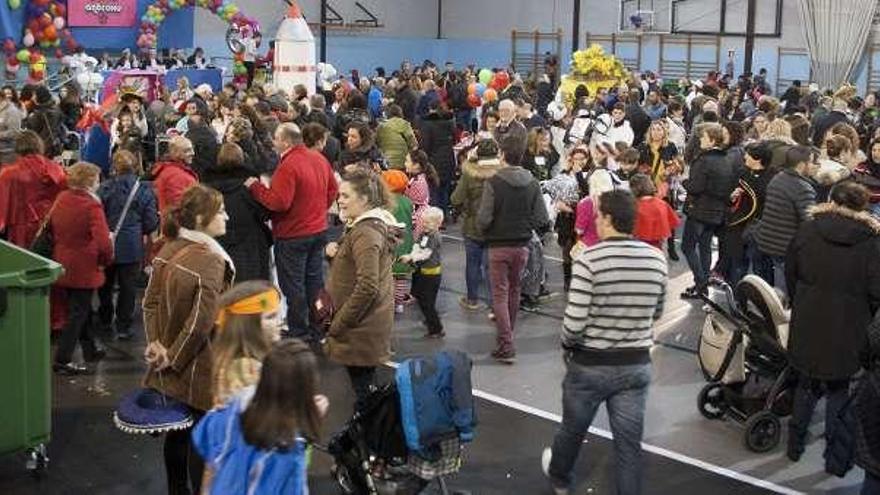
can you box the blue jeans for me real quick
[682,217,715,289]
[863,471,880,495]
[464,237,492,305]
[274,232,327,339]
[549,361,651,494]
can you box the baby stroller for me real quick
[696,275,796,452]
[325,351,475,495]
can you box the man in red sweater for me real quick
[246,123,338,340]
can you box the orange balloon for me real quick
[467,83,477,95]
[483,88,498,102]
[43,25,57,40]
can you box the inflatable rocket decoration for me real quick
[274,0,316,96]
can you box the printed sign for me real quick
[68,0,138,27]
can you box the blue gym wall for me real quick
[0,0,193,51]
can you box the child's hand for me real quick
[314,394,330,418]
[399,254,412,264]
[325,242,339,258]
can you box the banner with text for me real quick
[68,0,139,27]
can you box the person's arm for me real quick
[328,228,383,335]
[91,201,114,266]
[248,164,296,212]
[167,256,225,371]
[404,123,418,151]
[793,181,817,224]
[142,186,160,235]
[476,179,496,233]
[562,257,594,345]
[449,173,467,209]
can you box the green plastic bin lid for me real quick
[0,240,63,289]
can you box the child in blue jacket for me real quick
[193,340,329,495]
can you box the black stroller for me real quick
[696,275,796,452]
[324,383,464,495]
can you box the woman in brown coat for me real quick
[325,169,399,407]
[142,184,234,495]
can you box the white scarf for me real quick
[178,227,236,280]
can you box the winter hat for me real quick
[382,169,408,193]
[35,86,53,106]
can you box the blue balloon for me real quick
[475,83,486,97]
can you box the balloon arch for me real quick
[137,0,260,84]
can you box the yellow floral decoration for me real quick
[560,44,629,108]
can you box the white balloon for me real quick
[23,32,34,47]
[54,17,65,30]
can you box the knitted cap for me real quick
[382,169,408,193]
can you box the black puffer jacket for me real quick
[683,148,738,225]
[204,167,272,282]
[419,111,456,182]
[786,203,880,380]
[185,122,218,178]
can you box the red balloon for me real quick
[29,53,40,64]
[467,93,481,108]
[54,3,66,17]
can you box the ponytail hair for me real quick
[409,149,440,188]
[163,185,224,238]
[342,168,394,211]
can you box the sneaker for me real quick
[425,331,446,339]
[53,362,89,375]
[520,297,539,313]
[492,349,516,364]
[487,311,496,321]
[541,447,569,495]
[458,296,482,311]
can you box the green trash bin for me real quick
[0,239,63,474]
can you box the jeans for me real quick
[274,232,327,339]
[411,272,443,334]
[682,218,715,289]
[164,410,205,495]
[863,471,880,495]
[98,262,140,336]
[788,374,850,462]
[769,255,787,298]
[54,288,99,364]
[549,362,652,494]
[464,237,492,305]
[488,246,529,352]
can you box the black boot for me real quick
[563,263,572,292]
[667,237,680,261]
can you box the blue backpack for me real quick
[395,350,476,454]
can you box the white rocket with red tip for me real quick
[274,0,316,96]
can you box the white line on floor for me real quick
[387,360,801,493]
[469,387,805,495]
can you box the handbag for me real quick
[30,200,59,258]
[311,288,335,331]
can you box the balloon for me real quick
[467,93,481,108]
[40,13,52,27]
[479,69,492,85]
[43,25,57,41]
[16,49,29,63]
[483,88,498,103]
[475,82,486,96]
[493,71,510,90]
[53,16,64,30]
[8,0,20,9]
[54,48,62,59]
[22,32,34,47]
[3,38,15,54]
[29,52,40,64]
[467,83,477,95]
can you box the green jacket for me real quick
[376,117,417,170]
[389,194,415,275]
[450,158,503,241]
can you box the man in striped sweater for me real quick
[542,190,668,495]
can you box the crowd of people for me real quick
[2,54,880,494]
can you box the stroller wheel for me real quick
[331,462,361,494]
[743,411,781,453]
[697,383,727,420]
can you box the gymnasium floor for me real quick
[0,228,866,494]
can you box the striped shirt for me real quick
[563,238,668,365]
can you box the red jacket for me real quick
[50,189,114,289]
[152,160,199,214]
[0,154,66,247]
[249,145,338,239]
